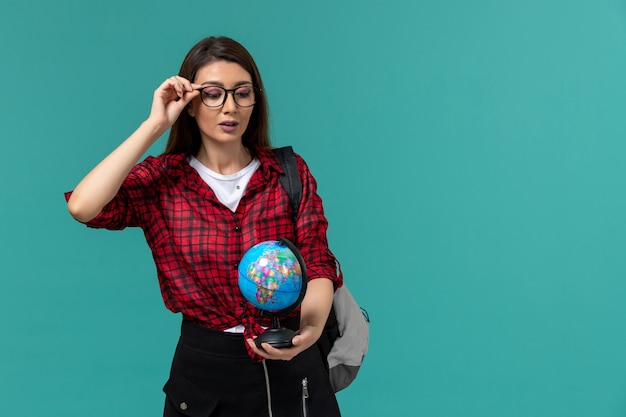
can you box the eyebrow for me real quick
[199,80,253,87]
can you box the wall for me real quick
[2,0,626,415]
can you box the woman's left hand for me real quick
[247,278,335,361]
[246,324,322,361]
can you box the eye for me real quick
[235,86,253,98]
[202,87,224,99]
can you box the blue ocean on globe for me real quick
[238,240,303,312]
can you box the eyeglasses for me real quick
[196,85,260,108]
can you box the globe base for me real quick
[255,327,297,349]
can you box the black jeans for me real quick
[163,320,341,417]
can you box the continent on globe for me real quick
[238,240,304,313]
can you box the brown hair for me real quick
[163,36,271,156]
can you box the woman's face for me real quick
[190,60,255,147]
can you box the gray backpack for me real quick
[273,146,370,392]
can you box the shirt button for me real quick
[233,261,239,269]
[180,402,188,411]
[233,226,241,232]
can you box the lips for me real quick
[218,120,239,133]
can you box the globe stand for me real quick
[255,315,297,349]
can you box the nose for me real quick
[222,91,238,112]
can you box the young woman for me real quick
[66,36,342,417]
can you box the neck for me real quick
[195,143,252,175]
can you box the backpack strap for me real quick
[273,146,302,222]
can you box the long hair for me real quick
[162,36,271,157]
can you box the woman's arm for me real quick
[67,76,199,222]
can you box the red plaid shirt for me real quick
[66,148,341,344]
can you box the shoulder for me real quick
[128,153,189,181]
[256,147,310,176]
[256,148,281,170]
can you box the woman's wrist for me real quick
[141,117,170,140]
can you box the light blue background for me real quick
[2,0,626,416]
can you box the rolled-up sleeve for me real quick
[64,157,160,230]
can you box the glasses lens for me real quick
[202,87,226,107]
[233,86,256,107]
[201,87,226,107]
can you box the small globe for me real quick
[238,240,304,313]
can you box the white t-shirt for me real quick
[188,155,262,333]
[189,156,261,212]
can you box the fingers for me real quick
[246,338,302,361]
[245,331,315,361]
[148,76,200,127]
[164,75,195,99]
[154,76,200,104]
[146,76,196,129]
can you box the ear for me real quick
[187,105,195,117]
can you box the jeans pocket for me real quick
[163,371,219,417]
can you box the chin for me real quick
[204,133,244,145]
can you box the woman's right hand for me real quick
[147,75,200,129]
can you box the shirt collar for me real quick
[158,148,284,199]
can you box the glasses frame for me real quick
[195,85,261,108]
